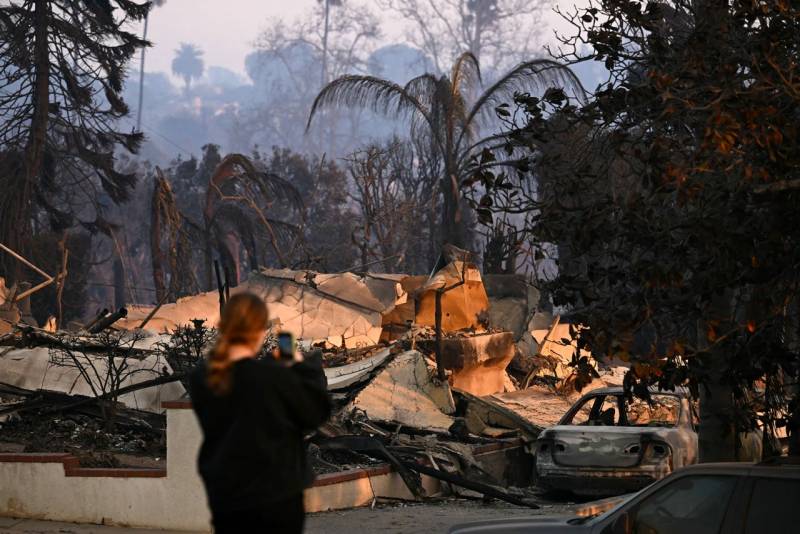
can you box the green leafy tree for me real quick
[0,0,150,281]
[171,43,204,95]
[477,0,800,459]
[307,52,584,252]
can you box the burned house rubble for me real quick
[0,258,632,508]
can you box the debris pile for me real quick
[0,254,628,507]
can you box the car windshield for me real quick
[626,395,680,427]
[563,393,681,427]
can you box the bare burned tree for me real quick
[346,139,436,273]
[48,329,164,430]
[0,1,150,282]
[156,319,214,388]
[247,1,381,157]
[378,0,546,75]
[150,167,198,302]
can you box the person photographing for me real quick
[189,292,331,533]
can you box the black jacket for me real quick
[189,355,331,512]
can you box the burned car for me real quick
[534,387,698,495]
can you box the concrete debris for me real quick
[483,274,542,339]
[380,275,426,341]
[512,311,555,374]
[0,258,643,503]
[529,320,587,381]
[325,347,394,391]
[438,331,517,396]
[348,350,456,431]
[502,372,517,393]
[455,389,543,443]
[415,261,489,332]
[488,387,574,429]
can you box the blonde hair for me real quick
[207,292,270,396]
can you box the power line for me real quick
[86,281,157,293]
[121,116,195,156]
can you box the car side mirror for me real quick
[603,510,632,534]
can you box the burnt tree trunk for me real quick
[150,180,167,303]
[3,0,50,282]
[695,0,739,463]
[113,257,126,310]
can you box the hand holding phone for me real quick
[276,332,296,361]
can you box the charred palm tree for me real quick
[150,167,198,302]
[307,52,585,249]
[203,154,303,286]
[150,155,302,300]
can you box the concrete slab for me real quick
[348,351,455,431]
[325,348,393,391]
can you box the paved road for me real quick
[306,500,578,533]
[0,500,580,533]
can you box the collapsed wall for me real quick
[116,265,522,397]
[118,269,408,349]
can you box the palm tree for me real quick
[307,52,585,249]
[171,43,204,95]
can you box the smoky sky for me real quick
[138,0,581,82]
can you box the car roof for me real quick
[580,386,691,397]
[676,460,800,478]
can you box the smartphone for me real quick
[277,331,296,361]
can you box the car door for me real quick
[739,475,800,534]
[597,473,745,534]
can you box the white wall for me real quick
[0,408,210,531]
[0,406,442,531]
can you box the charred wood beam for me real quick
[0,372,186,418]
[319,435,538,508]
[319,435,425,499]
[83,308,110,332]
[214,260,225,314]
[402,461,537,509]
[87,307,128,334]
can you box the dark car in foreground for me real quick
[449,459,800,534]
